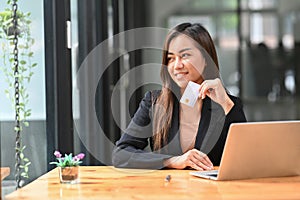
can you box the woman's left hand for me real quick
[198,78,234,115]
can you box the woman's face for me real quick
[167,34,206,90]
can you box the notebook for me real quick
[190,121,300,180]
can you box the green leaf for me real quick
[23,121,29,127]
[25,112,31,117]
[21,172,29,178]
[20,60,26,65]
[21,172,27,177]
[20,153,24,159]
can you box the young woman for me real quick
[112,23,246,170]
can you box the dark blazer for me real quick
[112,90,247,169]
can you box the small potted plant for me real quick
[50,150,85,184]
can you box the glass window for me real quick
[168,15,215,37]
[241,0,277,9]
[188,0,217,10]
[0,2,46,121]
[248,0,277,10]
[0,0,47,190]
[221,0,237,9]
[282,13,295,49]
[250,13,278,48]
[219,13,239,49]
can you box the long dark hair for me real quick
[152,23,220,151]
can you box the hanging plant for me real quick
[0,0,36,188]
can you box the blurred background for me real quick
[1,0,300,194]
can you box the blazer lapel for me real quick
[194,97,211,150]
[195,97,226,154]
[153,89,183,156]
[164,96,182,156]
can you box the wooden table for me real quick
[1,167,10,181]
[5,166,300,199]
[1,167,11,199]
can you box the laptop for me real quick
[190,121,300,180]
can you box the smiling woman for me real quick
[166,35,206,90]
[112,22,246,171]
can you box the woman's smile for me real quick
[174,71,188,79]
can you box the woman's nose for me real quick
[174,56,183,69]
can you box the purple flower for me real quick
[73,156,79,162]
[54,150,62,158]
[76,153,85,160]
[73,153,85,162]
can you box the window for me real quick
[0,0,47,188]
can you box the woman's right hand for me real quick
[163,149,214,171]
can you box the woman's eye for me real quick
[181,53,190,58]
[167,57,174,62]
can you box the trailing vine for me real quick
[0,0,36,188]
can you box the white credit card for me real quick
[180,81,201,107]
